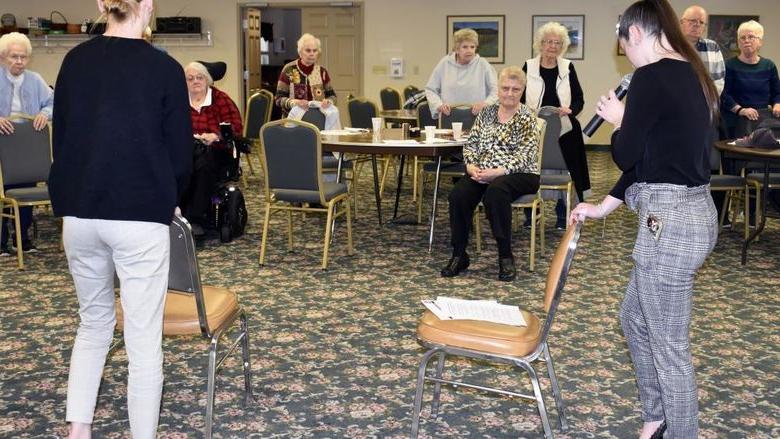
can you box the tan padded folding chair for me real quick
[0,115,52,270]
[259,119,354,269]
[116,216,253,438]
[411,222,582,439]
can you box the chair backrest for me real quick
[380,87,402,110]
[168,215,213,337]
[403,85,420,101]
[348,98,378,129]
[301,108,326,130]
[416,102,437,129]
[537,107,565,171]
[439,105,476,130]
[0,116,52,189]
[260,119,324,199]
[537,222,582,352]
[243,89,274,140]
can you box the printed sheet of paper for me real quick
[421,296,526,326]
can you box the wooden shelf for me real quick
[30,31,213,51]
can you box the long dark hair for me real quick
[618,0,719,120]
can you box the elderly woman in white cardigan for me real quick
[521,21,591,230]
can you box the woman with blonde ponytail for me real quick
[49,0,192,437]
[570,0,718,437]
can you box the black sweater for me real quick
[50,36,192,225]
[609,58,712,200]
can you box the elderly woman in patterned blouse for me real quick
[274,33,340,129]
[441,66,540,282]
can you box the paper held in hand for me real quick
[421,296,527,327]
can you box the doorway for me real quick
[239,3,363,123]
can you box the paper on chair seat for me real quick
[422,296,527,326]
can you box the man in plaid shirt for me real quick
[680,5,725,96]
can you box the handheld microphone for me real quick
[582,73,633,137]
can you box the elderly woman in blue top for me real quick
[0,32,53,256]
[722,20,780,138]
[425,28,497,119]
[440,66,539,282]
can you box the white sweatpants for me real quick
[63,217,170,439]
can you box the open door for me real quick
[242,7,262,111]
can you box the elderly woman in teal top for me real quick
[722,20,780,138]
[425,28,498,119]
[0,32,53,255]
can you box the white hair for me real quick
[0,32,32,57]
[532,22,571,57]
[738,20,764,39]
[184,61,214,86]
[297,33,321,54]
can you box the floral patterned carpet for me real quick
[0,152,777,438]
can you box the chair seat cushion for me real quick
[512,193,539,205]
[416,310,542,357]
[272,182,348,203]
[746,172,780,186]
[4,186,50,203]
[116,286,239,336]
[540,174,572,186]
[422,161,465,174]
[710,174,746,188]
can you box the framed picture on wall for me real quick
[446,15,505,64]
[531,15,585,60]
[708,15,759,58]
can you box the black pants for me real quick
[181,148,232,225]
[449,173,539,258]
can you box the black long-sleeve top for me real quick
[608,58,712,200]
[50,36,193,225]
[521,62,585,116]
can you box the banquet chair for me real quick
[410,222,581,439]
[709,143,749,237]
[0,115,52,270]
[403,85,421,102]
[115,215,254,439]
[242,89,274,185]
[537,106,574,222]
[380,86,402,111]
[259,119,353,269]
[439,104,476,130]
[475,117,548,271]
[412,102,439,202]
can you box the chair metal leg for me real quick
[11,201,24,270]
[430,351,447,419]
[287,210,294,251]
[417,170,426,224]
[239,312,254,405]
[474,209,482,254]
[539,202,546,256]
[529,203,537,272]
[205,337,219,439]
[411,348,442,439]
[322,202,335,269]
[345,197,354,255]
[717,190,730,233]
[428,157,443,252]
[259,203,272,266]
[521,362,554,439]
[543,343,568,431]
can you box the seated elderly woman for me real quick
[180,60,243,236]
[425,27,498,119]
[441,66,540,282]
[0,32,53,255]
[275,33,340,130]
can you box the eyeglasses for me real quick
[739,35,761,42]
[7,54,29,62]
[541,39,562,47]
[186,75,207,82]
[681,18,707,27]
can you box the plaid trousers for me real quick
[621,183,718,439]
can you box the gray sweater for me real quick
[424,53,498,119]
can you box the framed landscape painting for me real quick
[708,15,759,58]
[532,15,585,60]
[446,15,505,64]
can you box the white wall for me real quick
[4,0,780,144]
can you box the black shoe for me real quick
[11,240,37,253]
[498,257,516,282]
[441,253,470,277]
[650,422,666,439]
[0,245,11,257]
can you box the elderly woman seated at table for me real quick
[440,66,540,282]
[425,27,498,119]
[0,32,53,255]
[181,60,243,236]
[274,33,340,130]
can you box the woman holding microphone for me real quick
[570,0,718,437]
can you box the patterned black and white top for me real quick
[463,103,540,175]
